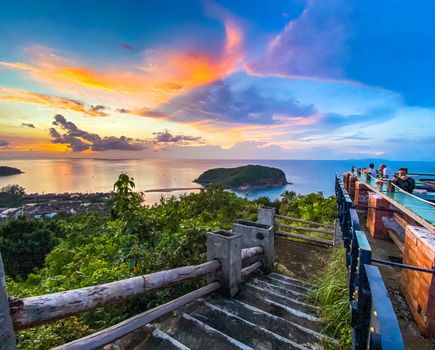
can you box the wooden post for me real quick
[0,253,16,350]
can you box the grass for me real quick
[311,248,352,350]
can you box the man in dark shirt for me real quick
[393,168,415,193]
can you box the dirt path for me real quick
[274,237,331,281]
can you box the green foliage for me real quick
[280,191,337,223]
[194,165,287,189]
[112,173,144,234]
[0,184,25,207]
[0,217,63,278]
[312,248,352,349]
[2,173,338,350]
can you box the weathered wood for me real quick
[0,253,16,350]
[276,222,334,234]
[241,261,262,279]
[53,282,221,350]
[276,231,334,246]
[241,246,263,261]
[274,214,334,229]
[11,260,220,330]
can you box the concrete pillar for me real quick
[257,206,275,227]
[401,226,435,336]
[232,220,274,274]
[206,230,241,297]
[353,181,369,208]
[348,175,357,200]
[343,172,351,191]
[366,193,393,240]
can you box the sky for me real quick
[0,0,434,160]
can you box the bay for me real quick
[0,159,434,204]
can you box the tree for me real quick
[0,184,25,207]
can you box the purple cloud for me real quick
[246,0,348,79]
[157,80,316,125]
[50,114,146,152]
[152,130,203,144]
[21,122,35,128]
[0,139,10,148]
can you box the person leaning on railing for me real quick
[393,168,416,193]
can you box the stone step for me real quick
[269,272,314,288]
[189,300,312,350]
[236,287,323,332]
[243,282,319,315]
[259,275,312,295]
[249,277,310,302]
[207,297,335,349]
[161,309,249,350]
[111,326,190,350]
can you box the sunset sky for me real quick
[0,0,434,160]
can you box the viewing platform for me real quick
[345,171,435,232]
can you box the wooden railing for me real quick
[0,215,270,350]
[336,174,404,350]
[274,214,335,246]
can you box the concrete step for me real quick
[189,299,312,350]
[208,296,335,349]
[236,287,323,332]
[243,282,319,315]
[259,275,312,295]
[249,277,310,302]
[269,273,314,289]
[134,329,192,350]
[162,308,251,350]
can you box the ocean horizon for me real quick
[1,158,435,204]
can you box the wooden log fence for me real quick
[10,260,221,330]
[241,246,263,260]
[52,282,221,350]
[241,261,263,279]
[275,231,334,246]
[274,214,334,229]
[275,222,334,234]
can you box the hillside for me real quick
[194,165,288,190]
[0,166,23,177]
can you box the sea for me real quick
[1,159,435,204]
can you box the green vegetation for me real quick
[194,164,288,190]
[0,184,25,207]
[312,248,352,349]
[0,174,337,349]
[0,166,23,177]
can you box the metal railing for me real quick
[336,174,404,350]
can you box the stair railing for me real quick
[335,174,404,350]
[0,217,269,350]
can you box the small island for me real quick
[194,164,288,191]
[0,166,23,177]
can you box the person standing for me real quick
[367,163,377,178]
[379,164,394,179]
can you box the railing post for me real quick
[233,220,274,274]
[206,230,241,297]
[0,253,16,350]
[257,206,275,227]
[350,231,372,350]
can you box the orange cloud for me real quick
[0,20,244,109]
[0,87,110,117]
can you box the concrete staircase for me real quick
[108,272,338,350]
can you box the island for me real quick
[194,165,288,191]
[0,166,23,177]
